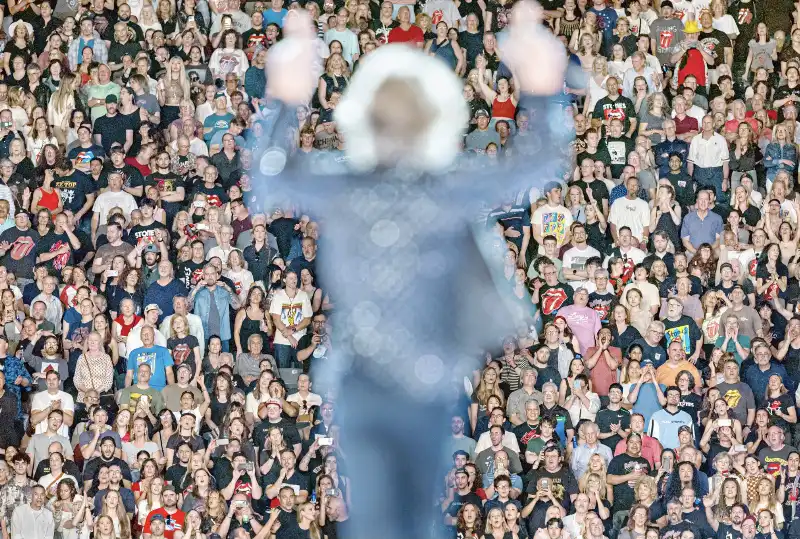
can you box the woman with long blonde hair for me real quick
[469,366,504,433]
[158,56,191,109]
[48,73,77,146]
[752,476,784,529]
[100,489,132,539]
[318,53,349,110]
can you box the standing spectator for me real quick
[125,326,175,391]
[269,269,312,368]
[688,116,730,203]
[10,485,53,539]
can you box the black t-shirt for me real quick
[588,291,618,323]
[756,262,789,301]
[716,523,744,539]
[573,179,610,207]
[108,40,142,65]
[593,96,636,133]
[605,135,636,178]
[537,283,573,323]
[269,217,299,259]
[177,260,204,289]
[678,392,703,425]
[193,183,228,207]
[36,231,75,272]
[275,521,312,539]
[100,163,145,192]
[252,418,301,449]
[699,29,731,68]
[67,144,106,168]
[662,315,703,357]
[148,172,185,216]
[167,335,200,375]
[458,30,484,67]
[577,146,612,169]
[666,171,696,207]
[445,491,483,517]
[0,226,40,280]
[608,454,651,512]
[54,170,96,215]
[127,221,168,247]
[596,407,630,451]
[661,521,703,539]
[94,114,130,154]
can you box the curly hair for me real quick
[456,502,484,535]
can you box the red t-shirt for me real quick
[674,114,699,136]
[143,508,185,539]
[678,48,706,87]
[388,24,424,45]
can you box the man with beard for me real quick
[0,210,40,286]
[524,444,578,503]
[448,416,476,458]
[93,95,132,155]
[91,222,133,278]
[35,212,81,273]
[52,158,96,228]
[659,252,703,297]
[705,500,747,539]
[441,467,482,527]
[661,497,704,539]
[607,433,651,513]
[147,151,185,226]
[82,437,132,491]
[24,333,69,393]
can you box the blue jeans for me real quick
[274,343,299,368]
[693,165,727,204]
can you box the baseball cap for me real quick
[678,425,693,435]
[265,398,282,408]
[144,243,159,254]
[474,109,490,118]
[105,94,118,104]
[144,303,162,315]
[454,467,469,476]
[161,483,176,493]
[660,0,673,8]
[544,181,562,192]
[110,143,125,154]
[177,363,193,373]
[150,513,166,522]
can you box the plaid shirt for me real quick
[0,356,32,419]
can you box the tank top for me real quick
[37,188,60,214]
[559,16,581,39]
[430,39,458,70]
[492,96,516,119]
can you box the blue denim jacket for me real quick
[192,286,233,341]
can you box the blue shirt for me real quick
[142,279,187,321]
[127,345,174,390]
[631,383,666,425]
[263,8,287,27]
[680,210,723,249]
[0,356,32,418]
[745,362,792,397]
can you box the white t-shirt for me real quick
[562,245,601,289]
[608,197,651,241]
[269,288,313,346]
[30,390,74,437]
[532,204,573,249]
[423,0,461,27]
[93,190,138,224]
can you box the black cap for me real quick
[661,0,673,7]
[105,94,118,104]
[110,143,125,154]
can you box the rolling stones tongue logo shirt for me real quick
[8,235,35,261]
[36,234,72,271]
[538,283,573,324]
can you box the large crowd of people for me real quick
[0,0,797,536]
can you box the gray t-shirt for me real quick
[465,129,501,152]
[720,306,761,340]
[649,18,685,65]
[715,381,756,424]
[208,294,221,337]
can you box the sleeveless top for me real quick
[559,16,581,39]
[492,96,516,119]
[655,204,681,249]
[430,39,458,70]
[37,188,60,213]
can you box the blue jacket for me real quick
[764,142,797,180]
[244,65,266,102]
[655,138,689,177]
[192,286,234,341]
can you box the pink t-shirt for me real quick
[557,305,601,356]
